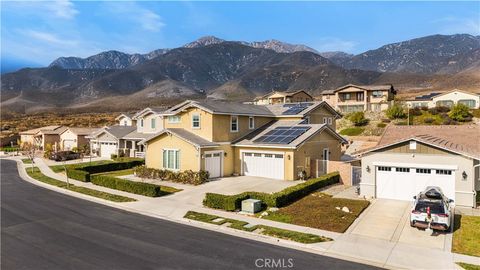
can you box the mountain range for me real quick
[2,34,479,113]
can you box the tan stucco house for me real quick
[405,89,480,109]
[59,127,99,151]
[253,90,314,105]
[321,84,396,113]
[356,125,480,208]
[141,100,346,180]
[19,125,67,150]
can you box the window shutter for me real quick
[175,150,180,170]
[163,150,167,168]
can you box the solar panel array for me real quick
[253,126,311,144]
[415,93,440,100]
[282,103,313,115]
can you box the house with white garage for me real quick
[356,125,480,208]
[405,89,480,109]
[59,127,99,150]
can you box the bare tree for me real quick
[21,142,38,173]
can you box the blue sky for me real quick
[1,1,479,69]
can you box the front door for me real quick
[205,151,222,178]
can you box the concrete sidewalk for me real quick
[11,157,480,269]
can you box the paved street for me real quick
[1,159,380,270]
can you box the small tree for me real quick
[386,104,407,119]
[21,142,38,173]
[348,111,369,126]
[43,143,53,158]
[448,103,472,122]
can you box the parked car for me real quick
[49,151,80,161]
[410,186,453,231]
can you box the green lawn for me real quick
[339,127,364,136]
[94,168,134,177]
[22,158,33,164]
[184,211,331,244]
[263,192,370,233]
[411,111,443,125]
[27,167,136,203]
[50,160,114,173]
[453,215,480,257]
[457,263,480,270]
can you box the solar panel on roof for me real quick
[282,103,313,115]
[253,126,312,145]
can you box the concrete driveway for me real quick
[347,199,449,250]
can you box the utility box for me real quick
[241,199,262,214]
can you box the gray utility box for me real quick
[241,199,262,214]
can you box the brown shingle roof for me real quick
[357,125,480,159]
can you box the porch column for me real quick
[131,140,136,157]
[364,90,368,111]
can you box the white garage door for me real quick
[376,165,455,201]
[242,152,284,180]
[100,142,117,158]
[205,152,222,178]
[63,140,75,150]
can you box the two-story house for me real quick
[141,100,346,180]
[253,90,314,105]
[321,84,396,113]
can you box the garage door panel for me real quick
[243,152,284,180]
[376,166,455,201]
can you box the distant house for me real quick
[320,84,396,112]
[59,127,99,151]
[405,89,480,109]
[116,113,135,126]
[253,90,314,105]
[356,125,480,208]
[19,125,67,150]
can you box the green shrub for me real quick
[111,154,118,159]
[347,112,369,126]
[409,107,422,116]
[448,103,472,122]
[420,106,429,111]
[133,165,209,185]
[394,121,408,126]
[339,127,364,136]
[428,107,439,115]
[443,117,457,125]
[471,109,480,118]
[376,123,387,128]
[91,175,161,197]
[67,169,90,182]
[1,147,20,152]
[203,172,340,210]
[423,117,434,124]
[386,104,406,119]
[381,118,391,123]
[436,106,451,113]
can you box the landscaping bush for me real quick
[0,147,19,152]
[339,127,364,136]
[66,159,145,182]
[376,123,387,128]
[386,104,406,119]
[448,103,472,122]
[436,106,451,113]
[394,121,408,126]
[428,107,439,115]
[347,112,369,126]
[110,154,118,159]
[423,117,434,124]
[132,165,209,185]
[409,107,422,116]
[203,172,340,210]
[381,118,391,123]
[471,109,480,118]
[420,106,429,111]
[443,117,457,125]
[67,169,90,182]
[91,175,161,197]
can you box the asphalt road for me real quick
[1,159,381,270]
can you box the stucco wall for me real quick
[137,113,163,134]
[60,130,77,150]
[145,133,200,171]
[432,91,480,109]
[20,134,35,145]
[360,151,476,207]
[118,116,132,126]
[306,106,337,129]
[163,108,214,141]
[212,115,272,142]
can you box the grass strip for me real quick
[184,211,331,243]
[94,168,134,177]
[22,158,33,164]
[26,167,136,203]
[457,263,480,270]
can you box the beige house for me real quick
[356,125,480,208]
[405,89,480,109]
[59,127,99,150]
[19,125,66,150]
[321,84,396,112]
[253,90,313,105]
[116,113,135,126]
[141,100,346,180]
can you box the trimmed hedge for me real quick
[203,172,340,211]
[67,160,145,182]
[133,165,209,185]
[90,175,161,197]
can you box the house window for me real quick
[372,91,383,98]
[231,116,239,132]
[342,93,351,100]
[163,149,180,170]
[123,120,127,126]
[151,118,156,129]
[416,168,431,174]
[396,167,410,172]
[409,141,416,150]
[323,117,328,124]
[458,99,476,108]
[327,118,333,125]
[192,114,200,129]
[168,116,181,123]
[356,92,364,101]
[436,169,452,175]
[249,116,255,129]
[378,166,391,171]
[140,119,144,127]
